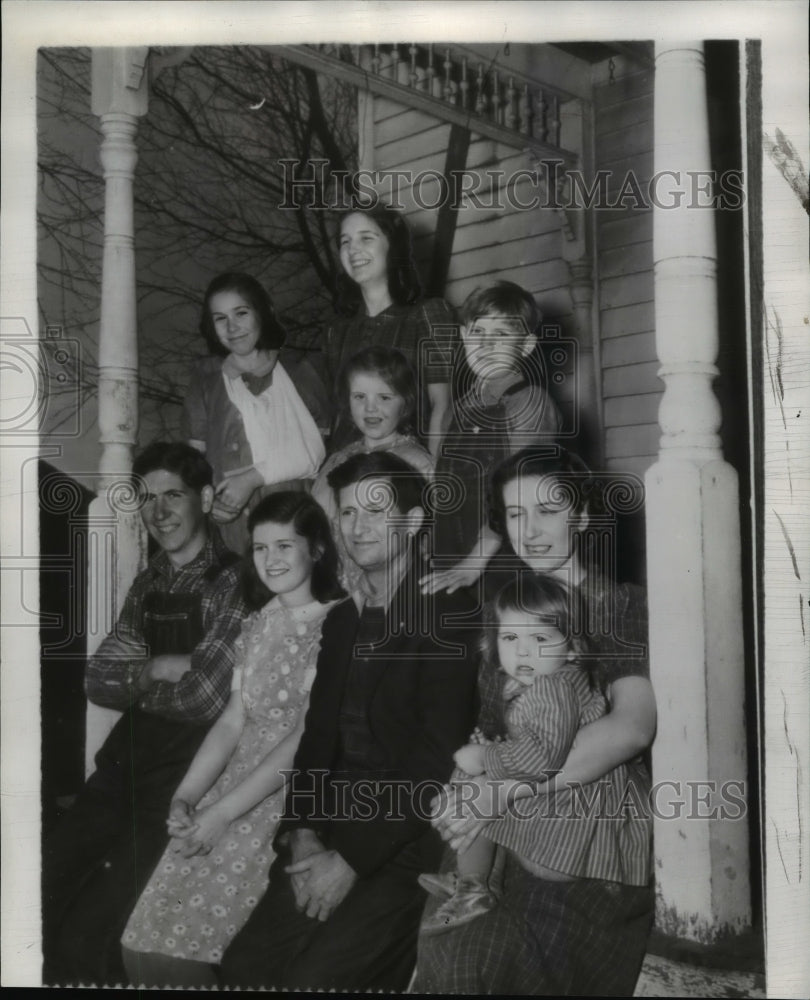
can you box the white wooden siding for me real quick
[594,68,658,474]
[370,93,575,341]
[370,75,664,480]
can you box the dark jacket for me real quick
[181,349,331,481]
[277,568,479,877]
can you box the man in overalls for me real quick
[42,442,248,986]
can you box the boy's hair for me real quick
[460,280,542,337]
[132,442,213,493]
[338,346,418,436]
[243,490,346,609]
[326,450,429,518]
[481,574,595,685]
[488,446,598,540]
[334,204,422,315]
[199,272,287,356]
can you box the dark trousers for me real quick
[220,840,433,991]
[42,710,208,986]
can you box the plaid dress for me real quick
[325,298,457,451]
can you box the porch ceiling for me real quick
[552,41,654,68]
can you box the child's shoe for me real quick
[419,875,496,936]
[417,871,459,899]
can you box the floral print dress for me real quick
[122,597,335,965]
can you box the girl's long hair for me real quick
[200,272,287,357]
[334,204,422,316]
[242,491,346,609]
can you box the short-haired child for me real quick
[422,281,561,596]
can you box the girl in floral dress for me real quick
[121,492,345,988]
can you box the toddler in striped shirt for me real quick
[419,574,606,935]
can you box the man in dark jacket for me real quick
[42,442,248,986]
[220,451,479,991]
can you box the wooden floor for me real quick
[635,953,765,998]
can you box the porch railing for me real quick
[266,43,581,165]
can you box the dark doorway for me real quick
[40,461,93,835]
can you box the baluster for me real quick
[475,62,485,115]
[549,95,560,146]
[443,48,455,104]
[459,57,469,110]
[536,88,548,141]
[371,44,381,76]
[505,75,516,129]
[390,44,400,81]
[491,69,500,122]
[409,44,418,88]
[519,83,531,134]
[396,43,410,85]
[358,44,373,72]
[429,44,443,98]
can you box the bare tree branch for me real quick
[38,45,358,442]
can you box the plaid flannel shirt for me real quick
[85,530,248,724]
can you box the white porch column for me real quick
[85,49,149,773]
[645,42,751,941]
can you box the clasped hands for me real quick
[284,829,357,923]
[167,798,231,859]
[212,468,263,524]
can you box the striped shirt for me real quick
[483,665,605,782]
[85,530,249,724]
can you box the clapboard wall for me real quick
[368,63,660,476]
[372,96,573,316]
[370,93,580,440]
[593,68,659,477]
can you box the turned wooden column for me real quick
[645,41,751,942]
[85,48,149,772]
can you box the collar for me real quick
[222,350,281,379]
[473,367,526,406]
[354,544,425,611]
[147,525,227,580]
[355,301,411,322]
[502,675,526,703]
[355,550,411,610]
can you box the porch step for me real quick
[634,953,765,998]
